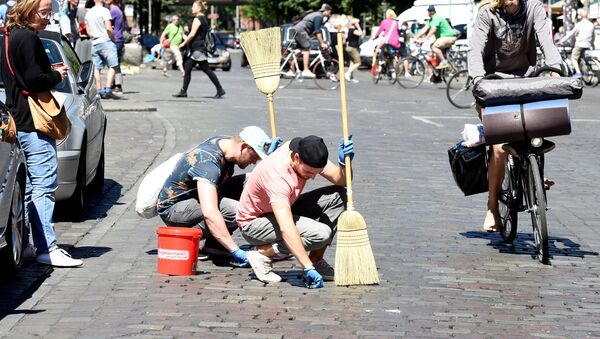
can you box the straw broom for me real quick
[240,27,281,138]
[334,32,380,286]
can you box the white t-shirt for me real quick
[85,5,112,45]
[45,13,72,36]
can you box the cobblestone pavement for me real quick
[1,52,600,338]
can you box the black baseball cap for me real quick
[289,136,329,168]
[427,5,436,12]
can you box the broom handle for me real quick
[267,93,277,138]
[336,32,354,210]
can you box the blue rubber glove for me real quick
[304,267,324,289]
[338,134,355,166]
[231,248,250,268]
[267,136,282,155]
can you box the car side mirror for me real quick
[77,60,94,93]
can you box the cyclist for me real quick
[414,5,457,69]
[372,9,402,78]
[289,3,333,78]
[557,9,595,77]
[468,0,562,232]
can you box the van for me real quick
[397,0,476,29]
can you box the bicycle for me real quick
[371,45,399,85]
[446,69,474,109]
[556,46,599,87]
[279,41,340,90]
[397,41,465,89]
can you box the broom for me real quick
[240,27,281,138]
[334,32,380,286]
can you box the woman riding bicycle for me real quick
[467,0,562,232]
[372,9,402,77]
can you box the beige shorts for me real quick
[571,46,587,63]
[345,46,361,64]
[433,36,457,50]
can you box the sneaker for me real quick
[113,85,124,95]
[391,71,397,79]
[345,72,352,81]
[282,70,295,78]
[350,78,359,84]
[301,70,316,78]
[436,60,450,69]
[23,244,37,261]
[172,89,187,98]
[36,248,82,267]
[199,237,231,257]
[101,90,120,100]
[572,72,583,78]
[404,72,412,78]
[247,249,281,283]
[328,73,339,82]
[313,258,334,281]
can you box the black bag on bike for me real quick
[448,141,489,196]
[473,76,583,107]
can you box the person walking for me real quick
[468,0,562,232]
[85,0,120,99]
[1,0,82,267]
[173,0,225,98]
[558,9,595,77]
[414,5,457,69]
[344,18,362,82]
[160,15,185,77]
[236,135,355,288]
[157,126,277,266]
[108,0,124,94]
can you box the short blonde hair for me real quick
[194,0,207,12]
[6,0,40,31]
[386,9,397,20]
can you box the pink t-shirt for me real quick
[236,141,332,227]
[374,19,400,49]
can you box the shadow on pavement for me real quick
[461,231,600,261]
[54,179,123,222]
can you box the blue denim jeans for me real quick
[17,131,58,254]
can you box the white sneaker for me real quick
[282,70,295,78]
[36,248,83,267]
[345,72,351,81]
[314,258,334,281]
[350,78,359,84]
[247,249,281,283]
[23,244,37,261]
[301,70,316,78]
[404,72,412,78]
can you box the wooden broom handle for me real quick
[336,32,354,209]
[267,94,277,138]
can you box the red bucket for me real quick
[156,227,202,276]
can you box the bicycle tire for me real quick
[527,154,549,264]
[396,56,425,89]
[499,156,519,244]
[313,58,340,90]
[279,51,297,89]
[446,70,474,109]
[581,58,599,87]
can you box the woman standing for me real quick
[173,0,225,98]
[1,0,82,267]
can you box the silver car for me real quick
[0,31,107,220]
[0,102,26,278]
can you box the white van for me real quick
[397,0,476,28]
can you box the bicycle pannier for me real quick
[448,141,489,196]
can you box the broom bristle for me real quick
[335,210,379,286]
[240,27,281,95]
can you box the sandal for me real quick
[544,178,555,190]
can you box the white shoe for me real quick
[314,258,334,281]
[350,78,359,84]
[345,72,351,81]
[301,70,316,78]
[36,248,83,267]
[247,249,281,283]
[23,244,37,261]
[282,70,295,78]
[404,73,411,78]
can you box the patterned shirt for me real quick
[156,136,234,214]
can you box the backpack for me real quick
[135,153,182,218]
[199,15,216,54]
[291,9,315,25]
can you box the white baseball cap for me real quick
[239,126,271,159]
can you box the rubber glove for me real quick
[338,134,355,166]
[231,248,250,268]
[304,267,324,289]
[267,136,282,155]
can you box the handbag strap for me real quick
[3,28,31,96]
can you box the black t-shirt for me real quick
[347,29,360,48]
[190,14,209,52]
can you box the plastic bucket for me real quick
[156,226,203,275]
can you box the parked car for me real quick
[206,32,231,71]
[0,102,26,278]
[0,31,107,220]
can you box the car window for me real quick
[61,39,81,76]
[41,39,71,94]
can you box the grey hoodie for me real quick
[468,0,562,78]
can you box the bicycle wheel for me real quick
[396,56,425,89]
[580,58,599,87]
[499,156,519,244]
[526,154,549,264]
[313,58,340,90]
[446,70,474,109]
[279,51,296,89]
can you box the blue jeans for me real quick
[92,40,119,69]
[17,131,58,254]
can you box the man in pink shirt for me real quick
[236,135,355,288]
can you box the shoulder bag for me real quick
[4,29,71,140]
[448,140,489,196]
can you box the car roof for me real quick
[38,30,63,43]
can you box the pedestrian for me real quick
[558,9,595,77]
[45,0,72,41]
[344,18,363,83]
[160,15,186,77]
[468,0,562,232]
[1,0,82,267]
[236,135,355,288]
[173,0,225,99]
[157,126,279,266]
[85,0,120,99]
[288,3,333,78]
[414,5,458,69]
[107,0,124,94]
[0,0,16,28]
